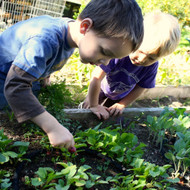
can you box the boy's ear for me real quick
[80,18,93,34]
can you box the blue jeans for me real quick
[0,78,8,110]
[0,79,41,110]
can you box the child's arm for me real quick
[83,66,110,120]
[108,84,146,116]
[31,111,74,149]
[4,65,74,149]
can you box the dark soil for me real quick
[0,96,190,190]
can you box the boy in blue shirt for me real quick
[0,0,144,149]
[81,12,181,120]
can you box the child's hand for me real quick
[90,105,110,120]
[80,97,90,109]
[41,76,51,87]
[47,125,75,149]
[31,111,75,149]
[108,103,125,117]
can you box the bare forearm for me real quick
[31,111,59,133]
[119,85,146,107]
[88,78,101,107]
[31,111,74,148]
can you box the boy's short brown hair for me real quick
[78,0,144,52]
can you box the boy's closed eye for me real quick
[148,56,156,61]
[139,50,158,61]
[100,47,115,58]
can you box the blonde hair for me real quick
[142,11,181,57]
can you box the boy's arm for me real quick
[83,66,110,120]
[4,65,74,149]
[31,111,74,149]
[109,84,146,116]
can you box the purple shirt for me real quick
[100,56,159,100]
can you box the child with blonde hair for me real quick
[82,11,181,120]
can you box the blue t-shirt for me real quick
[0,15,75,80]
[100,56,159,100]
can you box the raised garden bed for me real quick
[0,103,190,190]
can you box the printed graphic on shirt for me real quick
[106,67,140,94]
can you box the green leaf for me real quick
[1,180,12,189]
[166,187,177,190]
[3,151,18,158]
[96,142,104,147]
[85,180,95,188]
[174,139,186,152]
[78,165,91,172]
[165,152,175,161]
[116,156,124,162]
[0,153,7,163]
[56,184,70,190]
[111,145,121,152]
[98,180,109,184]
[75,180,86,186]
[68,165,77,179]
[36,167,54,179]
[31,178,43,187]
[149,170,160,177]
[166,178,180,183]
[131,158,144,168]
[87,137,97,145]
[13,141,29,147]
[147,115,154,124]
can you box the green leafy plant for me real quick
[146,113,174,151]
[108,158,177,189]
[0,170,12,190]
[30,167,59,189]
[0,129,29,164]
[76,125,146,163]
[165,131,190,178]
[145,108,189,151]
[27,162,109,189]
[128,158,178,189]
[38,80,73,119]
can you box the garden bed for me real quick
[0,101,190,189]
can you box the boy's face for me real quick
[78,27,133,66]
[129,47,160,67]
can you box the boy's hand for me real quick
[47,124,75,149]
[90,105,110,120]
[108,103,125,117]
[31,111,75,149]
[41,76,51,87]
[81,99,90,109]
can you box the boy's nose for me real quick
[139,53,146,61]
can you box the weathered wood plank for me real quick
[63,107,174,120]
